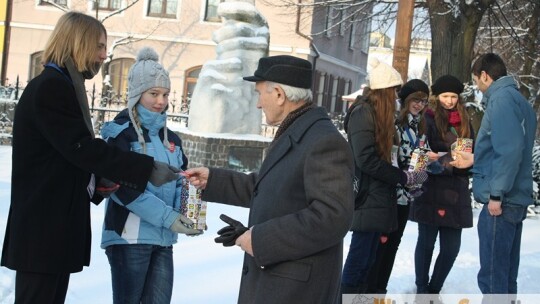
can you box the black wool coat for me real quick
[345,99,402,233]
[1,66,154,274]
[203,107,355,304]
[409,113,473,228]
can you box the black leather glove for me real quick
[96,178,119,198]
[149,161,179,187]
[214,214,248,247]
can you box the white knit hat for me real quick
[127,47,171,153]
[366,58,403,90]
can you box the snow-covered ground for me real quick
[0,144,539,303]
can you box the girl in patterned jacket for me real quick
[100,47,202,304]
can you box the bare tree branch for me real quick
[100,0,141,23]
[41,0,69,12]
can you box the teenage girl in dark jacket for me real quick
[409,75,474,294]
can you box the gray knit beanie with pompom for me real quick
[127,47,171,153]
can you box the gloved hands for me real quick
[149,161,180,187]
[169,213,203,236]
[408,185,426,199]
[96,178,119,198]
[215,214,248,247]
[404,170,428,188]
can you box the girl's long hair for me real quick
[433,95,471,139]
[367,86,399,162]
[42,11,107,73]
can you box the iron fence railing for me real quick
[0,83,291,144]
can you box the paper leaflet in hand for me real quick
[451,138,473,160]
[180,178,207,230]
[407,148,428,195]
[408,148,429,172]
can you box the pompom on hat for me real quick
[366,58,403,90]
[398,79,430,103]
[431,74,464,96]
[127,47,171,153]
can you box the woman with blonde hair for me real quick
[1,12,178,303]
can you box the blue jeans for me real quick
[105,244,174,304]
[477,204,527,294]
[341,231,380,292]
[414,223,462,293]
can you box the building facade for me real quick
[2,0,370,115]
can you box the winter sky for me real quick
[0,144,539,303]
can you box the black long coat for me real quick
[1,66,154,274]
[203,107,355,304]
[409,113,473,228]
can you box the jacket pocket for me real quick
[268,260,312,282]
[472,173,489,203]
[354,169,370,209]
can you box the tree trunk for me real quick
[520,1,539,101]
[427,0,494,82]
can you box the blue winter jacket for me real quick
[100,106,188,248]
[471,76,537,207]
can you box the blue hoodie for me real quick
[100,106,188,247]
[471,76,537,206]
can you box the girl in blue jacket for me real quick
[100,47,202,304]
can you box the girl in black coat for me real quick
[367,79,431,294]
[342,60,427,294]
[409,75,474,294]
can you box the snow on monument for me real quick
[188,0,269,134]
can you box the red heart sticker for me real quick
[438,209,446,217]
[380,235,388,244]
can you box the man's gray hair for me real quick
[266,81,313,103]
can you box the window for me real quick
[358,19,370,53]
[205,0,223,22]
[108,58,135,98]
[349,17,357,49]
[182,66,201,112]
[338,6,346,36]
[148,0,177,18]
[39,0,67,6]
[97,0,121,10]
[324,6,333,37]
[29,51,44,80]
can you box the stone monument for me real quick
[181,0,271,172]
[188,0,269,134]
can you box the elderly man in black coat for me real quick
[185,55,355,304]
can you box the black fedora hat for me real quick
[243,55,312,89]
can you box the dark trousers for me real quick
[414,223,462,293]
[15,271,70,304]
[341,231,381,293]
[367,204,410,293]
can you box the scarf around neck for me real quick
[273,102,314,142]
[65,58,95,138]
[448,110,461,128]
